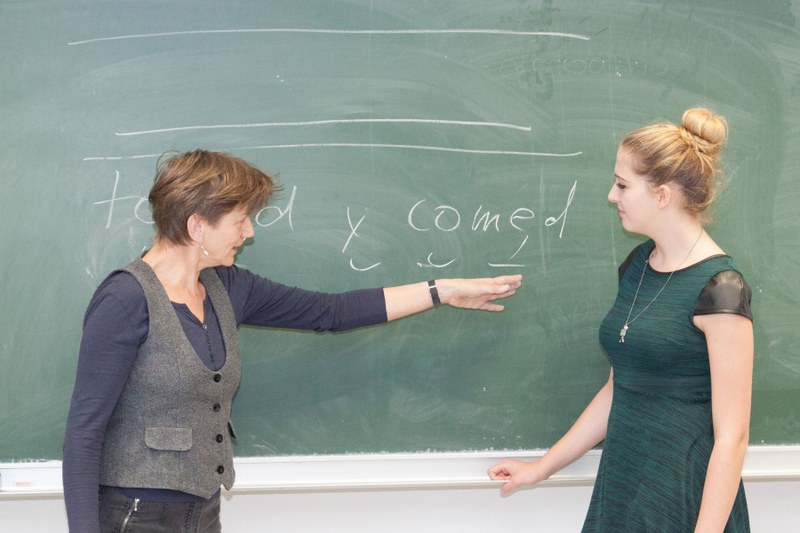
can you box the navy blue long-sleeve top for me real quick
[63,264,387,532]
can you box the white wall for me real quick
[223,480,800,532]
[2,479,798,532]
[2,448,798,532]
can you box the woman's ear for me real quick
[187,213,204,243]
[656,184,673,208]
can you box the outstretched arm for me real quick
[383,275,523,321]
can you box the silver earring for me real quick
[199,243,209,256]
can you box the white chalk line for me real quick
[115,118,532,137]
[69,28,590,46]
[83,143,582,161]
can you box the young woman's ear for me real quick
[656,184,673,208]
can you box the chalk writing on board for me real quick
[92,170,151,228]
[335,180,579,271]
[416,253,457,269]
[92,167,578,271]
[82,25,587,270]
[113,118,534,137]
[402,180,578,269]
[406,180,575,237]
[256,185,297,230]
[68,28,591,47]
[84,144,582,162]
[84,113,583,162]
[343,207,382,272]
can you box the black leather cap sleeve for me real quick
[695,269,753,321]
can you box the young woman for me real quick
[63,149,522,533]
[489,108,753,532]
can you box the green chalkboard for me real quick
[1,0,798,462]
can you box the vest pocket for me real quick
[145,427,193,451]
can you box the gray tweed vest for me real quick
[99,259,242,498]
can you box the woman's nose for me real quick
[607,185,617,203]
[243,217,255,238]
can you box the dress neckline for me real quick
[643,241,728,275]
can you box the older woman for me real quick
[63,150,522,533]
[489,108,753,532]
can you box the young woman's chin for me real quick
[618,217,643,236]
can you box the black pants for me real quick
[99,487,222,533]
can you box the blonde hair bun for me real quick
[680,107,728,162]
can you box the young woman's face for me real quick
[201,206,255,266]
[608,146,660,235]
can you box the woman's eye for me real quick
[616,182,626,190]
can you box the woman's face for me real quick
[201,206,255,267]
[608,146,660,235]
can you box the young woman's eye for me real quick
[615,182,626,190]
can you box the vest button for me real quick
[217,465,225,474]
[216,434,224,443]
[212,403,221,412]
[213,373,222,382]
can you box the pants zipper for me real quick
[119,498,140,532]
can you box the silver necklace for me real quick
[619,229,704,343]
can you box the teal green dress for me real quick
[584,241,752,532]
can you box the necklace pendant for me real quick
[619,324,629,343]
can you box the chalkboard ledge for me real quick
[1,446,798,499]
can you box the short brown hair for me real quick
[149,150,276,245]
[621,107,728,216]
